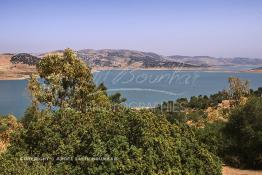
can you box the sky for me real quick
[0,0,262,58]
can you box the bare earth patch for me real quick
[0,54,36,80]
[223,166,262,175]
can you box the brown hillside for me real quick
[0,54,36,80]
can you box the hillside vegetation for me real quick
[154,78,262,170]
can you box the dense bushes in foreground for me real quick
[194,96,262,169]
[223,97,262,169]
[0,107,221,174]
[0,49,222,175]
[155,77,262,170]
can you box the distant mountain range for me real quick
[2,49,262,80]
[76,49,198,69]
[167,55,262,66]
[4,49,262,70]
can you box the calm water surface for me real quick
[0,70,261,117]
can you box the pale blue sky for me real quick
[0,0,262,57]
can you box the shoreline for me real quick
[0,75,30,81]
[1,68,262,81]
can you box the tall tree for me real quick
[29,48,108,113]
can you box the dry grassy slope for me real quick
[223,166,262,175]
[0,54,36,80]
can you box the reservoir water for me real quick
[0,70,261,118]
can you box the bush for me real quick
[223,97,262,169]
[0,107,222,174]
[195,122,225,157]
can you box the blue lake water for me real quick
[0,70,262,118]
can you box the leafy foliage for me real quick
[250,87,262,97]
[154,90,229,124]
[1,107,222,174]
[29,48,109,112]
[195,122,225,157]
[0,115,21,153]
[223,97,262,169]
[0,49,222,174]
[97,82,126,104]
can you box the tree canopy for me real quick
[0,49,222,174]
[223,97,262,169]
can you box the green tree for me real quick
[97,82,126,104]
[223,97,262,169]
[195,122,225,157]
[29,48,109,112]
[188,95,210,110]
[250,87,262,97]
[209,90,229,106]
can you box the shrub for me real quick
[223,97,262,169]
[0,108,222,174]
[195,122,225,157]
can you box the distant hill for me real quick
[2,49,262,80]
[11,53,40,66]
[250,67,262,71]
[230,57,262,65]
[11,50,262,69]
[167,55,262,66]
[0,54,36,80]
[76,49,198,69]
[4,50,200,71]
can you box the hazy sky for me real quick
[0,0,262,57]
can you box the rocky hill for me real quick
[76,49,198,69]
[38,49,199,69]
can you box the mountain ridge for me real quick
[2,49,262,68]
[167,55,262,66]
[1,49,262,80]
[76,49,199,69]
